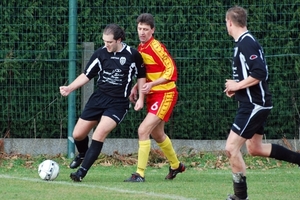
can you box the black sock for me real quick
[81,140,103,171]
[75,136,89,156]
[232,173,247,199]
[269,144,300,165]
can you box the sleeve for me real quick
[152,42,177,81]
[134,50,146,79]
[83,49,102,80]
[241,39,268,81]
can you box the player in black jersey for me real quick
[224,6,300,200]
[59,24,146,182]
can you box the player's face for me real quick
[102,34,120,52]
[137,23,154,44]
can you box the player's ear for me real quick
[151,27,155,35]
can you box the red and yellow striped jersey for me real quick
[138,37,177,93]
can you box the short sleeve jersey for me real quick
[232,32,272,107]
[83,43,146,98]
[138,37,177,93]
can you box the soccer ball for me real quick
[38,159,59,181]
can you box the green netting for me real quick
[0,0,299,139]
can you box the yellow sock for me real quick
[157,136,180,169]
[136,140,151,177]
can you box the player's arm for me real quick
[129,83,138,103]
[60,50,101,97]
[224,76,260,92]
[132,50,146,109]
[60,73,89,96]
[236,76,260,89]
[141,77,168,94]
[225,40,264,93]
[142,44,176,94]
[134,77,146,111]
[151,77,169,86]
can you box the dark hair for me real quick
[226,6,247,27]
[103,24,125,41]
[136,13,155,29]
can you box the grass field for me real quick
[0,153,299,200]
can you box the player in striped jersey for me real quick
[124,13,185,182]
[60,24,146,182]
[224,6,300,200]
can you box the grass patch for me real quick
[0,151,299,199]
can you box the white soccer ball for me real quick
[38,159,59,181]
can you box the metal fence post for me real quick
[67,0,77,159]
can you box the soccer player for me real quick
[59,24,146,182]
[224,6,300,200]
[124,13,185,182]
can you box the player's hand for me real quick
[224,79,239,92]
[224,90,235,97]
[134,98,144,111]
[141,82,152,94]
[59,86,71,97]
[129,87,138,103]
[224,79,237,98]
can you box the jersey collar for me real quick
[236,30,249,42]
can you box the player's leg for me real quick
[70,91,102,169]
[151,90,185,179]
[69,118,98,169]
[225,131,248,199]
[226,104,271,199]
[70,99,127,182]
[125,90,184,182]
[226,131,247,174]
[151,121,185,179]
[70,116,117,181]
[225,104,253,200]
[245,108,272,158]
[246,134,271,157]
[247,133,300,165]
[124,113,160,182]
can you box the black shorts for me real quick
[80,89,129,124]
[231,102,272,139]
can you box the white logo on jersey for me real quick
[120,57,126,65]
[234,47,238,57]
[249,55,258,60]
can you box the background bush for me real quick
[0,0,299,139]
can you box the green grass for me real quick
[0,154,299,200]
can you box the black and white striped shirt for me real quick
[232,31,272,107]
[84,43,146,98]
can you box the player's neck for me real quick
[116,43,125,52]
[233,28,248,41]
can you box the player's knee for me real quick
[137,126,144,136]
[72,132,86,141]
[247,146,260,156]
[225,150,231,158]
[73,135,82,141]
[225,144,241,159]
[138,121,150,134]
[247,149,258,156]
[137,126,147,138]
[225,145,233,158]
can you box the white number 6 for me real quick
[151,102,159,111]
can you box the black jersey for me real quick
[83,43,146,98]
[232,31,272,107]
